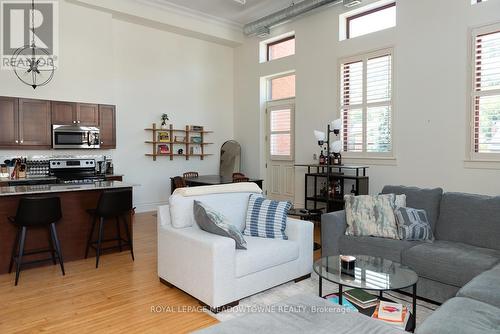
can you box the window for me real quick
[267,36,295,61]
[269,108,293,158]
[269,74,296,100]
[471,26,500,156]
[344,2,396,39]
[341,49,393,155]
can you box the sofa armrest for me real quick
[321,210,347,257]
[286,218,314,276]
[157,213,236,307]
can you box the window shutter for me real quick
[341,51,393,154]
[473,30,500,154]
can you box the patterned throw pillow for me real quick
[394,207,434,241]
[345,194,399,239]
[243,194,292,240]
[193,200,247,249]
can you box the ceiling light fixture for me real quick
[233,0,246,4]
[11,0,55,89]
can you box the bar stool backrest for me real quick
[96,189,133,218]
[15,197,62,226]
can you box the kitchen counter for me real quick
[0,181,136,197]
[0,181,136,275]
[0,176,58,186]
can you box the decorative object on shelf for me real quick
[158,144,170,154]
[190,125,203,132]
[158,132,170,143]
[191,136,202,144]
[12,0,55,89]
[145,123,213,161]
[160,114,170,129]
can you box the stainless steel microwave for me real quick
[52,125,100,149]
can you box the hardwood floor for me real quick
[0,213,218,334]
[0,212,322,333]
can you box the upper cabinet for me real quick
[0,98,51,148]
[0,96,115,150]
[52,101,98,126]
[99,105,116,149]
[0,97,19,147]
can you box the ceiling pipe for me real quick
[243,0,361,37]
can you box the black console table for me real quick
[295,164,369,213]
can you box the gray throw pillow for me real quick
[193,200,247,250]
[394,207,434,241]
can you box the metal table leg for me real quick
[319,276,322,297]
[339,284,343,305]
[412,283,417,332]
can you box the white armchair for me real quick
[157,185,314,311]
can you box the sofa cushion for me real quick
[344,194,399,239]
[339,235,420,263]
[382,186,443,231]
[402,241,500,287]
[416,297,500,334]
[235,236,299,278]
[457,265,500,308]
[436,192,500,250]
[394,207,434,241]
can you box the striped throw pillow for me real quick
[394,207,434,241]
[243,194,292,240]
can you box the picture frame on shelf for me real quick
[158,144,170,154]
[174,136,185,143]
[158,132,170,143]
[191,136,202,144]
[190,125,203,132]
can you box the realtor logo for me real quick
[1,0,59,69]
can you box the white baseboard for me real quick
[134,201,168,213]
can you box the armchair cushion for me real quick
[235,237,299,278]
[194,201,247,250]
[243,194,292,240]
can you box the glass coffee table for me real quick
[314,255,418,332]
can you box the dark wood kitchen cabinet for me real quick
[0,98,51,148]
[0,97,18,147]
[99,104,116,149]
[51,101,98,126]
[18,99,51,147]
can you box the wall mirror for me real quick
[220,140,241,178]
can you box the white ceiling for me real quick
[153,0,297,26]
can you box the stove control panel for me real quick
[49,159,96,170]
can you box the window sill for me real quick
[464,160,500,170]
[342,156,398,166]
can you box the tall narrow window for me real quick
[341,49,393,155]
[471,26,500,156]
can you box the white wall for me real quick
[234,0,500,207]
[0,0,234,212]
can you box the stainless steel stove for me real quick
[49,159,106,184]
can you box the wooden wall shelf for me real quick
[145,124,213,161]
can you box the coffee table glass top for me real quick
[314,255,418,291]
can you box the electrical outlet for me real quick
[313,154,318,160]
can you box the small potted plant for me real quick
[160,113,170,129]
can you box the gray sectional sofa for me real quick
[322,185,500,333]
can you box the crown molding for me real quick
[136,0,244,31]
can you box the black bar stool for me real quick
[85,189,134,268]
[8,196,65,286]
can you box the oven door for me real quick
[52,125,101,149]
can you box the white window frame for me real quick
[266,72,296,102]
[468,23,500,162]
[259,32,295,63]
[339,47,395,159]
[266,99,296,161]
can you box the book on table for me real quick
[324,293,358,313]
[377,301,404,321]
[344,289,378,308]
[372,302,409,329]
